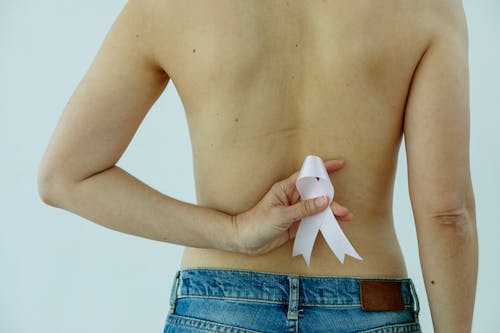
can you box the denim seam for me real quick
[355,321,421,333]
[177,294,286,304]
[287,274,300,320]
[167,313,262,333]
[168,270,180,314]
[408,279,420,322]
[176,295,415,308]
[302,303,414,308]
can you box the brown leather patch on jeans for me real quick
[359,280,404,311]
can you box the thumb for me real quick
[283,195,328,223]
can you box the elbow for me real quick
[37,169,66,208]
[428,206,475,235]
[430,206,469,223]
[420,185,476,229]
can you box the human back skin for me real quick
[154,0,430,276]
[38,0,477,331]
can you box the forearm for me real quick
[416,209,478,333]
[43,165,237,251]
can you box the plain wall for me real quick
[1,1,498,332]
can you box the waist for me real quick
[171,267,419,308]
[180,232,408,277]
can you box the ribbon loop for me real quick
[292,155,363,266]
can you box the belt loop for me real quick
[169,270,181,314]
[408,279,420,322]
[287,274,300,320]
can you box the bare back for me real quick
[38,0,475,328]
[143,0,434,276]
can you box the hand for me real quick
[231,159,352,256]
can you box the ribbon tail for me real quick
[320,209,363,264]
[292,215,322,267]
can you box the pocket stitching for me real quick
[355,321,421,333]
[167,313,263,333]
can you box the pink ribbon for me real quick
[292,155,363,266]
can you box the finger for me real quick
[286,158,345,187]
[272,178,299,205]
[331,200,349,216]
[282,195,329,223]
[290,187,300,205]
[336,211,353,222]
[324,159,346,174]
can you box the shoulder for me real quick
[427,0,468,41]
[118,0,180,71]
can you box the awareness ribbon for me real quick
[292,155,363,266]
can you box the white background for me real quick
[1,1,498,332]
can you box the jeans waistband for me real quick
[169,267,420,318]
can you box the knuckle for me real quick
[302,200,312,216]
[277,180,290,194]
[271,182,281,192]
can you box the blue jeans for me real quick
[163,268,421,333]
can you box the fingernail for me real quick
[315,196,326,206]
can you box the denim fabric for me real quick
[163,268,421,333]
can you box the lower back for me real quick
[152,0,433,276]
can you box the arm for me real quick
[37,0,236,252]
[37,0,350,254]
[403,2,477,332]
